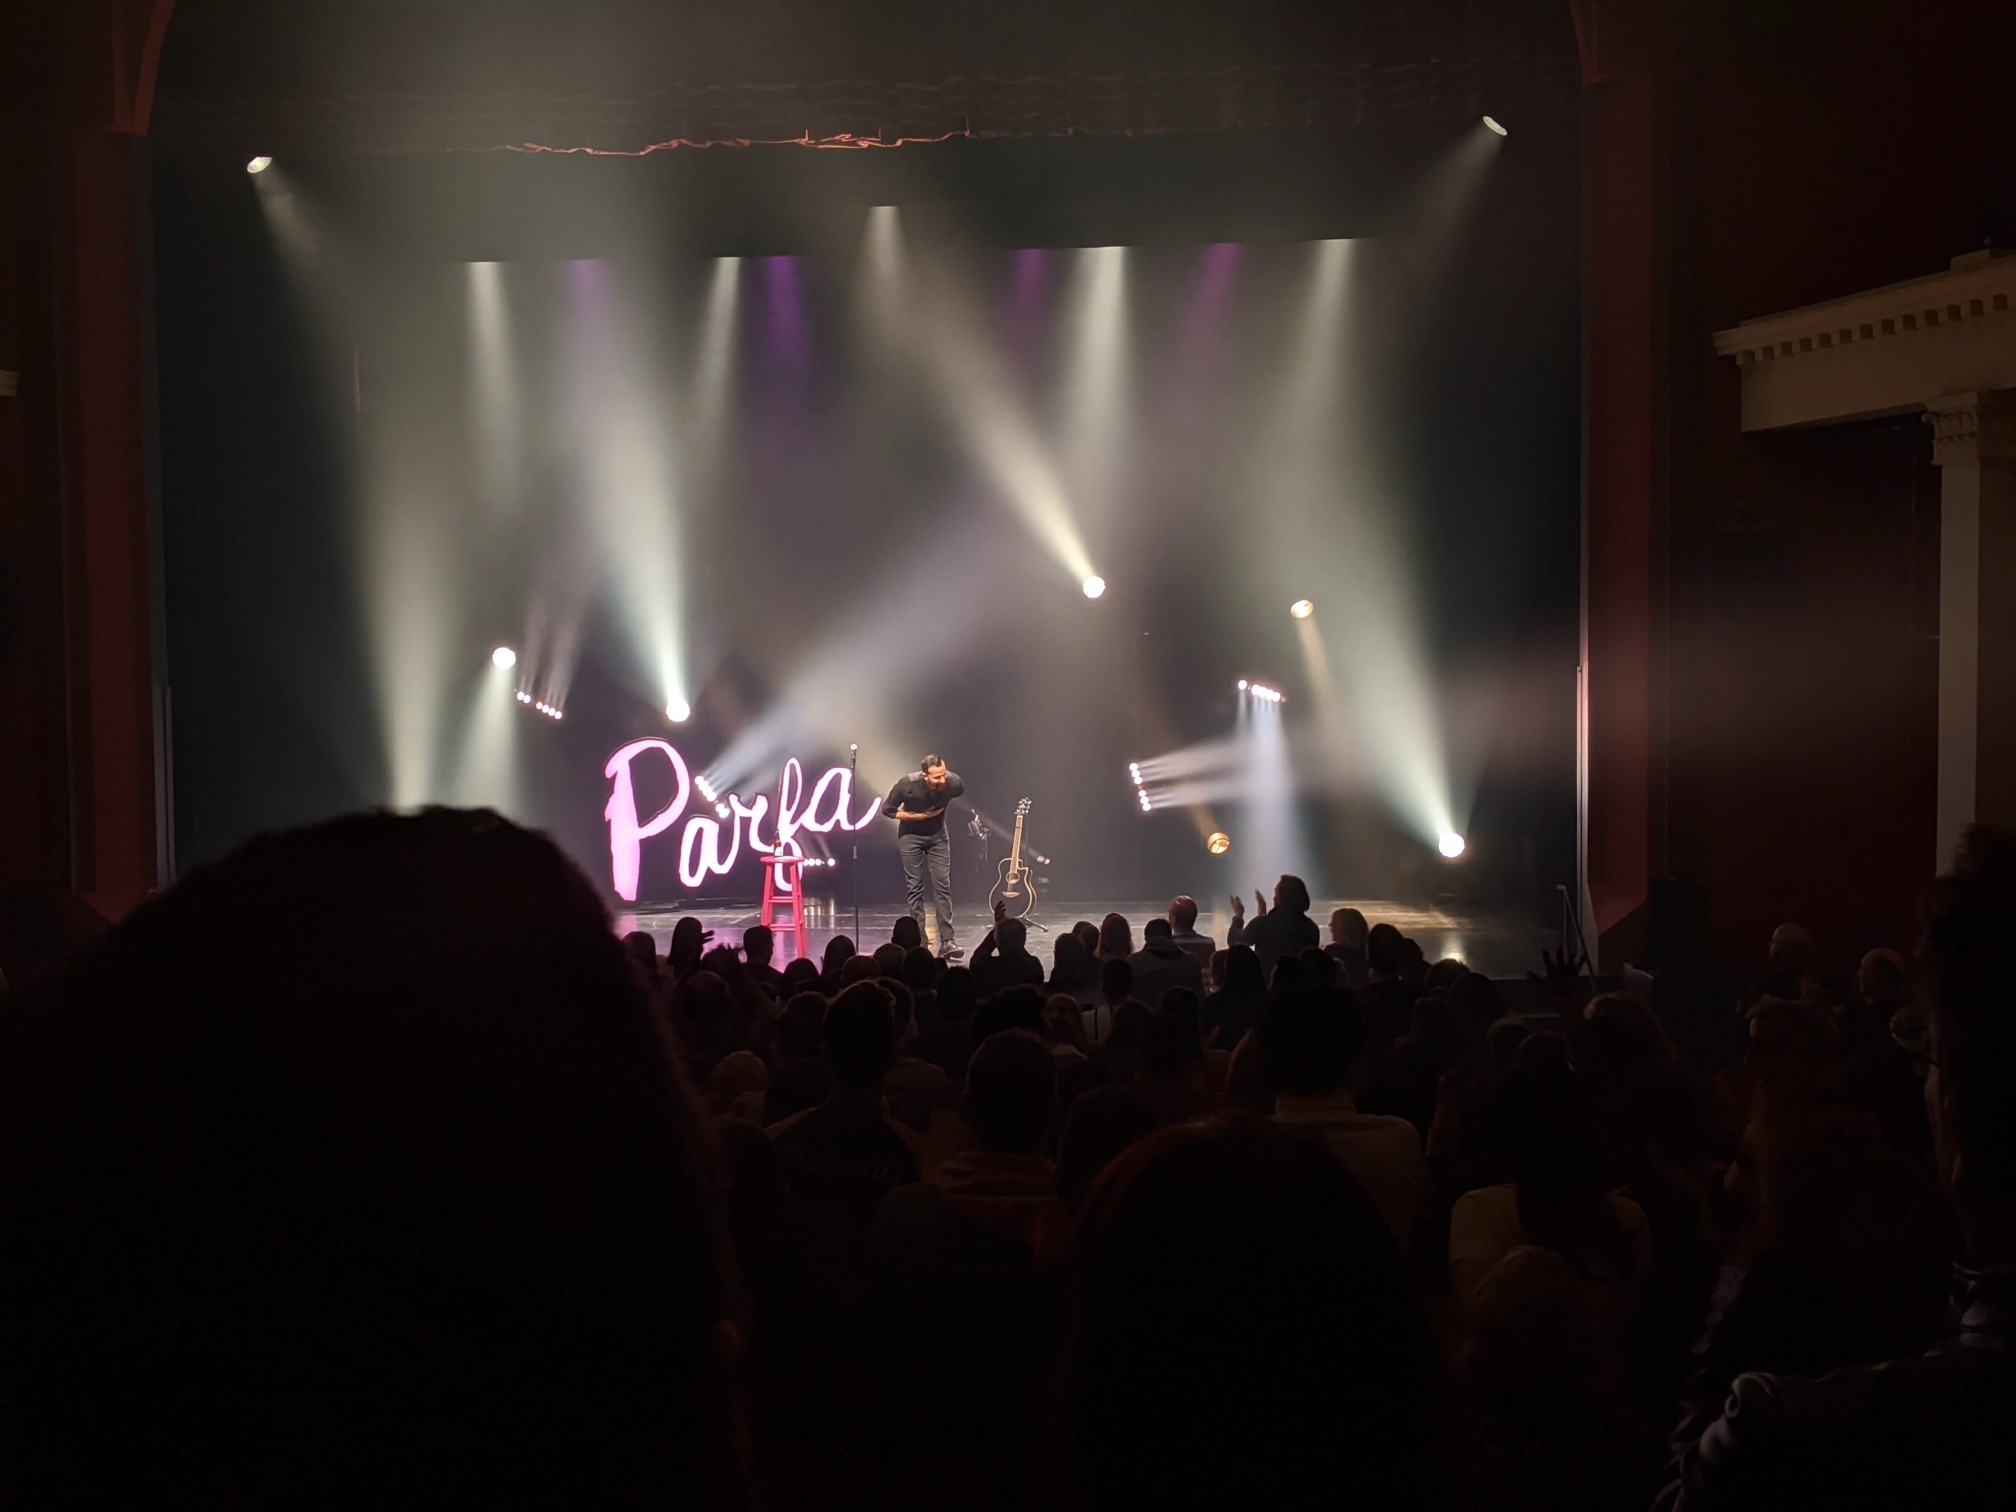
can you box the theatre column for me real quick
[1929,391,2016,866]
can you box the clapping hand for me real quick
[1253,890,1268,917]
[1229,894,1245,918]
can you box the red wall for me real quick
[0,128,79,899]
[0,1,169,922]
[1583,0,2014,972]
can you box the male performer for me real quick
[883,754,965,958]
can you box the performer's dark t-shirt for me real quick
[882,771,964,837]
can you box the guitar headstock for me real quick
[1015,797,1032,817]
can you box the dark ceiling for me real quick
[150,0,1581,154]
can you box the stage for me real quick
[617,896,1556,981]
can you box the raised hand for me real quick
[1527,947,1588,1010]
[1253,890,1269,917]
[1229,894,1245,918]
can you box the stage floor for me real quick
[616,896,1555,981]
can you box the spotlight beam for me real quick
[1056,246,1131,564]
[1239,235,1467,852]
[564,259,690,717]
[854,208,1098,587]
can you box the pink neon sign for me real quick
[603,739,879,901]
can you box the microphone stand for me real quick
[849,744,861,946]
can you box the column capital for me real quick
[1927,390,2016,466]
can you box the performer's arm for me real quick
[943,773,965,800]
[883,779,939,823]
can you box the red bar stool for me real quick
[760,853,807,933]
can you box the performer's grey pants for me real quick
[898,831,955,948]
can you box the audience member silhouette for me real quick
[1067,1118,1447,1511]
[1450,1058,1651,1326]
[743,923,787,997]
[670,912,713,979]
[1053,1084,1160,1214]
[1127,916,1204,1010]
[1263,987,1426,1247]
[1135,1007,1220,1125]
[1092,957,1135,1043]
[763,990,833,1125]
[1200,943,1265,1052]
[1166,894,1216,965]
[869,1031,1065,1508]
[0,809,748,1507]
[1226,873,1320,978]
[1048,930,1100,1005]
[1666,826,2016,1506]
[819,933,857,992]
[768,980,923,1287]
[914,964,977,1078]
[972,913,1046,999]
[1326,905,1371,987]
[1096,912,1134,962]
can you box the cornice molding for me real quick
[1713,250,2016,432]
[1714,250,2015,367]
[1927,392,2016,466]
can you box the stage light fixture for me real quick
[491,645,517,670]
[1207,831,1231,856]
[1438,830,1467,859]
[1290,598,1314,619]
[666,698,691,724]
[1081,575,1106,600]
[1482,116,1508,137]
[1130,757,1156,814]
[246,155,273,174]
[1237,679,1249,691]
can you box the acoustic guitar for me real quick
[988,798,1037,918]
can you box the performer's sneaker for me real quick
[941,945,965,961]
